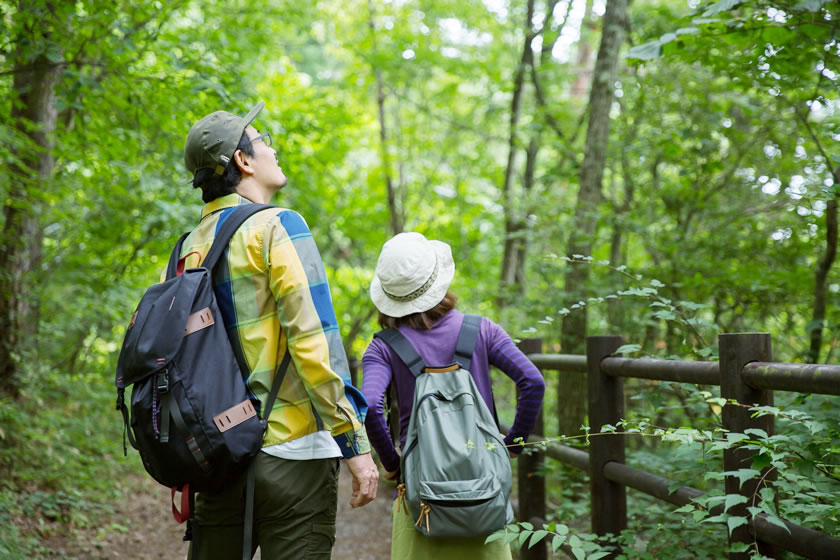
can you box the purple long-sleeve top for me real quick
[361,309,545,473]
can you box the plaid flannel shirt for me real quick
[164,194,369,458]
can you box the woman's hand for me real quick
[383,467,400,481]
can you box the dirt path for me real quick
[60,463,393,559]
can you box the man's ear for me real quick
[232,149,254,176]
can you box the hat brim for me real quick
[242,101,265,130]
[370,240,455,318]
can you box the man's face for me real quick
[243,125,287,190]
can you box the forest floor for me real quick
[44,463,394,559]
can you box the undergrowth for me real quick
[0,361,142,558]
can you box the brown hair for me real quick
[378,291,458,330]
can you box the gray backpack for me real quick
[374,315,513,538]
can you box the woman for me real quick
[361,232,545,559]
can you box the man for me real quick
[178,101,379,559]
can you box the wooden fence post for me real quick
[587,335,626,552]
[518,338,546,560]
[719,333,776,559]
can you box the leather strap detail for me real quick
[424,364,459,373]
[213,400,257,432]
[128,311,138,329]
[184,307,214,336]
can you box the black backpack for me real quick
[115,204,287,559]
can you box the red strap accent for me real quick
[176,251,202,276]
[171,484,190,524]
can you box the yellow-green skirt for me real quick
[390,500,513,560]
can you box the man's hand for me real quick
[345,453,379,508]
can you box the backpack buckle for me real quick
[157,369,170,394]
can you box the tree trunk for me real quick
[499,0,536,300]
[0,45,62,395]
[557,0,627,436]
[368,0,402,236]
[808,195,838,363]
[570,0,596,99]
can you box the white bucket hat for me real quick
[370,232,456,318]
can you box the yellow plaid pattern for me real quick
[165,194,369,457]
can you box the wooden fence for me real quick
[510,333,840,560]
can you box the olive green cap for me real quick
[184,102,264,175]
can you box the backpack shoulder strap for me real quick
[165,232,191,280]
[453,314,481,371]
[203,204,276,271]
[373,328,426,377]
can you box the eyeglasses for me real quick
[249,131,272,147]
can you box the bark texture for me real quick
[499,0,536,298]
[809,195,838,363]
[0,26,63,394]
[558,0,627,436]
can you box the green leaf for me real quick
[519,522,534,531]
[764,515,791,533]
[518,531,531,547]
[726,516,747,535]
[702,0,745,17]
[794,0,826,12]
[615,344,642,354]
[588,552,613,560]
[729,542,751,553]
[551,535,567,552]
[723,469,760,489]
[743,428,768,440]
[627,41,661,61]
[572,547,586,560]
[751,453,772,471]
[529,530,548,548]
[724,494,748,513]
[485,531,505,544]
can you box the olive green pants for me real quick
[188,453,340,560]
[390,499,513,560]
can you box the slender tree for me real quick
[558,0,627,435]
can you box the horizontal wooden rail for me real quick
[742,362,840,396]
[602,461,704,507]
[527,353,587,373]
[503,427,840,560]
[516,337,840,559]
[601,357,719,385]
[751,513,840,560]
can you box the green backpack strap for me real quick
[453,314,481,371]
[374,328,427,377]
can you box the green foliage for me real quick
[0,361,140,556]
[1,0,839,555]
